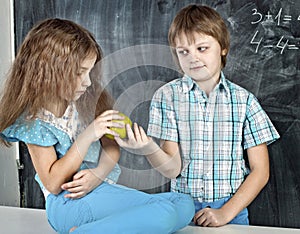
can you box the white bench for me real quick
[1,206,299,234]
[0,206,55,234]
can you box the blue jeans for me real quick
[46,182,195,234]
[194,196,249,225]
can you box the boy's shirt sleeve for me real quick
[243,93,280,149]
[147,87,179,142]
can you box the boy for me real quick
[116,4,280,227]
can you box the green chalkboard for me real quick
[14,0,300,228]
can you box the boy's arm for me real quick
[145,139,181,179]
[194,143,269,227]
[115,123,182,179]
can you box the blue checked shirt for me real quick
[147,72,280,202]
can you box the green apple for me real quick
[105,113,132,140]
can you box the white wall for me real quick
[0,0,20,207]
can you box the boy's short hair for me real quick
[168,4,230,69]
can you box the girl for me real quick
[0,18,194,233]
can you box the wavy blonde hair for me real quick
[0,18,113,146]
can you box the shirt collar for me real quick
[180,74,196,93]
[179,71,231,101]
[180,71,231,103]
[216,72,230,96]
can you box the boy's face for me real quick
[175,32,226,89]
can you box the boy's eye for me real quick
[198,47,207,52]
[177,49,189,55]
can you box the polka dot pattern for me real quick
[1,104,120,185]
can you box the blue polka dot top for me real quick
[1,103,121,197]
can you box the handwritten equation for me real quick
[250,8,299,54]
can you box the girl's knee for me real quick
[173,193,195,217]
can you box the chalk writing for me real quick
[251,8,299,26]
[250,8,299,54]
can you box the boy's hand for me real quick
[193,207,229,227]
[114,123,159,155]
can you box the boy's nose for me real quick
[189,50,201,62]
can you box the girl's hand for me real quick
[61,169,102,199]
[114,123,158,155]
[85,110,125,142]
[193,207,229,227]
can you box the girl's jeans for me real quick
[46,182,195,234]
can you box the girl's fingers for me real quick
[96,113,124,122]
[64,191,85,199]
[61,181,75,190]
[106,129,120,137]
[73,170,84,180]
[64,185,83,193]
[109,121,125,128]
[99,110,119,117]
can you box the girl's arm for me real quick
[27,110,124,195]
[95,137,120,181]
[194,143,269,227]
[115,123,182,179]
[61,137,120,199]
[27,130,95,195]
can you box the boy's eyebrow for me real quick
[176,41,209,48]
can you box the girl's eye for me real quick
[77,71,84,76]
[77,70,88,77]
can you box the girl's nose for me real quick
[82,74,91,87]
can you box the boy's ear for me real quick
[221,49,227,56]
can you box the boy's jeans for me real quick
[194,196,249,225]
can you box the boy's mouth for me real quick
[190,65,205,70]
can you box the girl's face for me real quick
[73,55,97,101]
[175,32,226,89]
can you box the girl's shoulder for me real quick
[38,103,80,141]
[1,117,60,146]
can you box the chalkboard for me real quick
[13,0,300,228]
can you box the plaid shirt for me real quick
[147,72,279,202]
